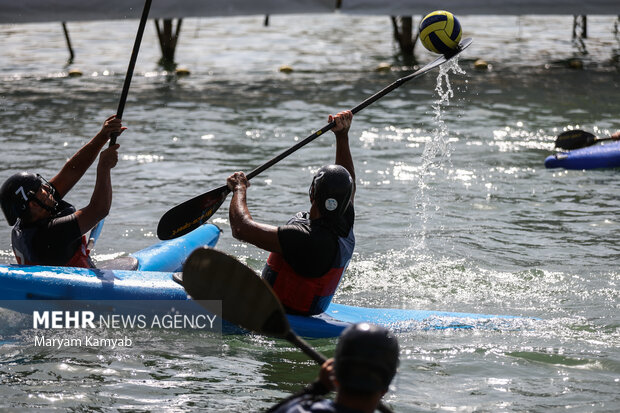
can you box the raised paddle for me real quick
[110,0,152,146]
[181,247,394,413]
[156,38,473,240]
[90,0,152,247]
[554,129,619,150]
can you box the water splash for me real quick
[410,58,466,250]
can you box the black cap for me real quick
[334,323,399,393]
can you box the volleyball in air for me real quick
[419,11,462,55]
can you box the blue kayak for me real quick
[126,223,221,272]
[290,303,528,338]
[545,141,620,170]
[0,222,221,296]
[0,258,531,338]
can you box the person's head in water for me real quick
[308,164,353,220]
[0,172,58,225]
[335,322,399,396]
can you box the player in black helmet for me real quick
[0,115,124,267]
[226,110,355,315]
[269,322,400,413]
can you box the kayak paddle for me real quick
[554,129,618,150]
[156,38,473,240]
[90,0,152,247]
[181,247,394,413]
[182,247,327,359]
[110,0,151,146]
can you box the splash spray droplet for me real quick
[411,57,466,250]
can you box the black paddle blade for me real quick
[157,185,230,240]
[554,130,597,150]
[182,247,290,338]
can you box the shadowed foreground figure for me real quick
[269,323,400,413]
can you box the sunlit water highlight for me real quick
[0,14,619,412]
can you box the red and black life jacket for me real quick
[13,234,92,268]
[262,227,355,315]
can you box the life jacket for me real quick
[64,235,93,268]
[11,200,94,268]
[13,234,92,268]
[263,227,355,315]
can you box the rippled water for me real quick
[1,14,619,412]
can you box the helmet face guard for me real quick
[308,165,353,219]
[0,172,53,225]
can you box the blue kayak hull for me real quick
[0,223,220,299]
[290,303,527,338]
[0,262,531,338]
[130,223,221,272]
[545,141,620,170]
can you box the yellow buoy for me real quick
[67,69,83,77]
[473,59,488,70]
[175,67,191,76]
[279,65,293,73]
[376,62,391,72]
[568,58,583,69]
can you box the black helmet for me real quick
[0,172,45,225]
[334,323,399,393]
[308,165,353,218]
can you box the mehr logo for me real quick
[11,301,222,351]
[32,310,218,329]
[34,310,95,328]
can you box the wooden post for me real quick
[390,16,418,64]
[155,18,183,70]
[62,22,75,63]
[572,15,587,39]
[571,15,588,57]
